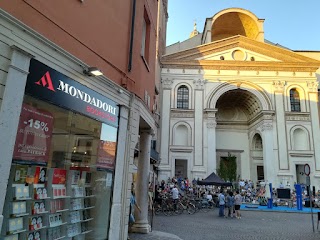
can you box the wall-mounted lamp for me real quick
[83,67,103,76]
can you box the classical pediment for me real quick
[162,35,320,72]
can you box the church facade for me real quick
[159,8,320,187]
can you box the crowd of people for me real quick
[153,177,320,212]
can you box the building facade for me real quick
[0,1,166,239]
[159,8,320,188]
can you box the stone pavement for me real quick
[129,230,182,240]
[129,209,320,240]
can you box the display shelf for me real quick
[12,197,32,201]
[81,230,93,235]
[33,197,51,200]
[9,212,29,218]
[70,206,95,211]
[67,232,81,238]
[48,222,68,228]
[53,236,66,240]
[6,229,27,235]
[53,196,71,200]
[84,206,95,210]
[81,218,93,223]
[31,211,49,216]
[67,220,81,224]
[56,209,69,213]
[70,196,85,199]
[26,226,47,232]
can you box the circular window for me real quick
[232,50,245,61]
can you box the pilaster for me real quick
[273,80,289,170]
[0,46,33,229]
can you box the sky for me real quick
[166,0,320,50]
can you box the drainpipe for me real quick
[128,0,136,72]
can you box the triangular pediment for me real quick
[162,35,320,67]
[195,46,281,62]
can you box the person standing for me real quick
[171,184,180,210]
[234,190,242,219]
[218,189,225,217]
[227,191,235,218]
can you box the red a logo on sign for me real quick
[35,71,56,92]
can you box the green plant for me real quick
[217,153,237,182]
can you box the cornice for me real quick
[161,60,320,72]
[162,35,320,64]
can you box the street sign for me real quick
[304,164,311,176]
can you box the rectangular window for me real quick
[141,8,151,64]
[5,95,118,239]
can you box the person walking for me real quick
[234,190,242,219]
[218,189,225,217]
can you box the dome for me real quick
[211,8,264,42]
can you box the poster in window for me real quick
[13,103,54,165]
[97,140,116,170]
[96,123,117,170]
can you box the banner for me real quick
[13,104,54,165]
[25,59,119,127]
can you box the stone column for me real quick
[0,46,33,229]
[205,109,217,174]
[307,81,320,171]
[108,106,129,240]
[273,81,289,170]
[132,129,153,233]
[261,123,274,182]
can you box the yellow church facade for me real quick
[159,8,320,187]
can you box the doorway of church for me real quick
[257,166,264,181]
[296,164,306,184]
[175,159,188,179]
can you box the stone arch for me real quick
[211,8,264,42]
[252,133,263,150]
[286,84,307,112]
[290,125,310,150]
[173,82,193,109]
[172,121,192,146]
[207,81,272,111]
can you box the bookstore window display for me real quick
[1,96,118,240]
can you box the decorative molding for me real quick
[285,112,310,121]
[306,81,319,92]
[289,151,313,158]
[171,109,194,118]
[169,146,193,153]
[161,78,174,89]
[206,120,217,129]
[193,79,207,89]
[161,63,319,72]
[273,80,286,92]
[162,35,320,64]
[261,123,273,132]
[286,116,310,121]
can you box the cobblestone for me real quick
[129,209,320,240]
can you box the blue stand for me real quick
[295,184,303,211]
[267,183,273,209]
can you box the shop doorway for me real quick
[296,164,306,184]
[257,166,264,181]
[175,159,187,178]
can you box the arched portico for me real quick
[205,82,274,183]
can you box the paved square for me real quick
[131,209,320,240]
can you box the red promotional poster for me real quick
[52,169,67,184]
[13,104,54,165]
[96,141,116,170]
